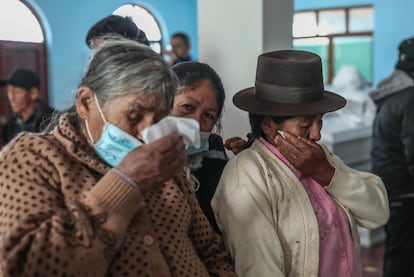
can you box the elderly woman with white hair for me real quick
[0,38,236,277]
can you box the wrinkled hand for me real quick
[274,131,334,187]
[116,132,186,192]
[224,137,247,155]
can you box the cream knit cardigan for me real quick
[212,140,389,277]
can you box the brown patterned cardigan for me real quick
[0,113,237,277]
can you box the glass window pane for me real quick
[349,7,373,32]
[318,9,346,35]
[293,12,317,37]
[0,0,44,42]
[333,36,372,83]
[293,37,329,82]
[114,4,162,41]
[150,42,161,53]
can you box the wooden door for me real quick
[0,40,48,147]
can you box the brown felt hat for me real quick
[233,50,346,116]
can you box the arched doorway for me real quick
[0,0,48,147]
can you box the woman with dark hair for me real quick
[212,50,389,277]
[171,61,227,233]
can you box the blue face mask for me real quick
[85,94,143,167]
[186,131,210,156]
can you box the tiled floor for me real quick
[361,242,384,277]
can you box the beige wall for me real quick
[197,0,293,149]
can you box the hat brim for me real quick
[233,87,346,116]
[0,79,7,87]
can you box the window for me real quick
[113,4,163,53]
[293,6,373,84]
[0,0,44,42]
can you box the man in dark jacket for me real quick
[370,36,414,277]
[167,32,192,65]
[1,68,55,146]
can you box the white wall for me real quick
[198,0,293,146]
[263,0,293,52]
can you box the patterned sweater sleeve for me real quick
[177,174,237,277]
[0,135,145,276]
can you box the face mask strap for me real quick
[84,93,107,144]
[84,119,95,144]
[211,123,221,135]
[93,93,107,124]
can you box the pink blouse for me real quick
[259,138,361,277]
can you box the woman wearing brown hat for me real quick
[212,50,389,277]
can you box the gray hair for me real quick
[81,37,176,109]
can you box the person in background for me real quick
[85,14,149,50]
[0,68,55,146]
[0,38,236,277]
[171,61,227,233]
[212,50,389,276]
[370,35,414,277]
[167,32,192,65]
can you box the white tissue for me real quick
[277,130,286,139]
[141,116,200,147]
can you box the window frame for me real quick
[293,5,373,84]
[113,3,163,54]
